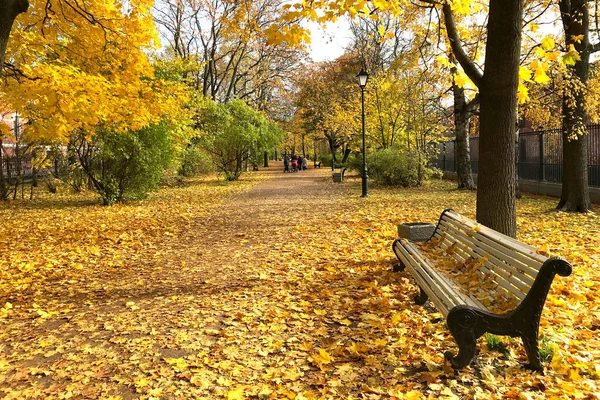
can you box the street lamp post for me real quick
[356,68,369,197]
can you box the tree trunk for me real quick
[328,136,336,170]
[0,0,29,75]
[452,74,475,190]
[557,0,592,212]
[263,151,269,168]
[475,0,523,238]
[0,141,7,200]
[341,146,351,163]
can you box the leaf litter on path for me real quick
[1,167,599,399]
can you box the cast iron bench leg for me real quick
[445,306,482,369]
[522,330,542,371]
[393,261,406,272]
[414,287,428,305]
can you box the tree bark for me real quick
[451,64,476,191]
[341,145,351,164]
[0,0,29,75]
[557,0,592,212]
[475,0,523,237]
[263,151,269,168]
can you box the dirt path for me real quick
[4,163,593,398]
[4,164,399,399]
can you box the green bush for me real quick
[319,154,333,167]
[179,145,215,177]
[75,123,172,205]
[318,153,358,169]
[351,147,439,186]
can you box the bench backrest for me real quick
[432,210,548,303]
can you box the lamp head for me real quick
[356,68,369,88]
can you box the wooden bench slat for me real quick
[437,223,533,293]
[441,216,541,277]
[433,231,527,302]
[395,240,457,315]
[403,241,473,309]
[395,240,486,313]
[435,226,530,301]
[438,221,536,293]
[444,210,548,263]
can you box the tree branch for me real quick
[441,2,483,87]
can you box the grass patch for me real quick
[539,335,555,363]
[485,334,509,355]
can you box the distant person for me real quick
[297,156,303,171]
[291,158,298,172]
[283,155,290,172]
[302,157,308,170]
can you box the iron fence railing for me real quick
[436,123,600,187]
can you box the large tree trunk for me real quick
[557,0,592,212]
[475,0,523,238]
[452,71,475,190]
[0,0,29,75]
[559,120,590,211]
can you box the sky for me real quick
[306,19,353,62]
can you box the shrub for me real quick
[179,145,215,177]
[351,147,439,186]
[319,154,333,167]
[74,123,172,205]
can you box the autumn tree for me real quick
[195,99,284,180]
[154,0,304,111]
[435,0,523,237]
[294,55,362,168]
[555,0,600,212]
[2,0,184,142]
[271,0,525,236]
[449,54,478,191]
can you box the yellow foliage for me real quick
[2,0,187,141]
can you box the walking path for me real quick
[2,163,598,398]
[1,165,407,399]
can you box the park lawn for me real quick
[0,171,598,399]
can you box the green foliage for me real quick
[319,154,333,167]
[78,123,172,205]
[179,145,215,177]
[350,147,439,187]
[195,99,284,181]
[484,334,509,355]
[539,335,555,363]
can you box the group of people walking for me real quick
[283,154,307,173]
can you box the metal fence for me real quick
[436,123,600,187]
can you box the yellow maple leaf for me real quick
[227,388,245,400]
[541,36,555,51]
[311,348,332,365]
[517,84,529,104]
[454,72,471,88]
[519,66,533,83]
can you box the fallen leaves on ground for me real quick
[0,167,599,399]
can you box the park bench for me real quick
[332,167,346,182]
[392,209,572,370]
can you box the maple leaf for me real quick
[227,388,245,400]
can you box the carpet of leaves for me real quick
[1,166,599,399]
